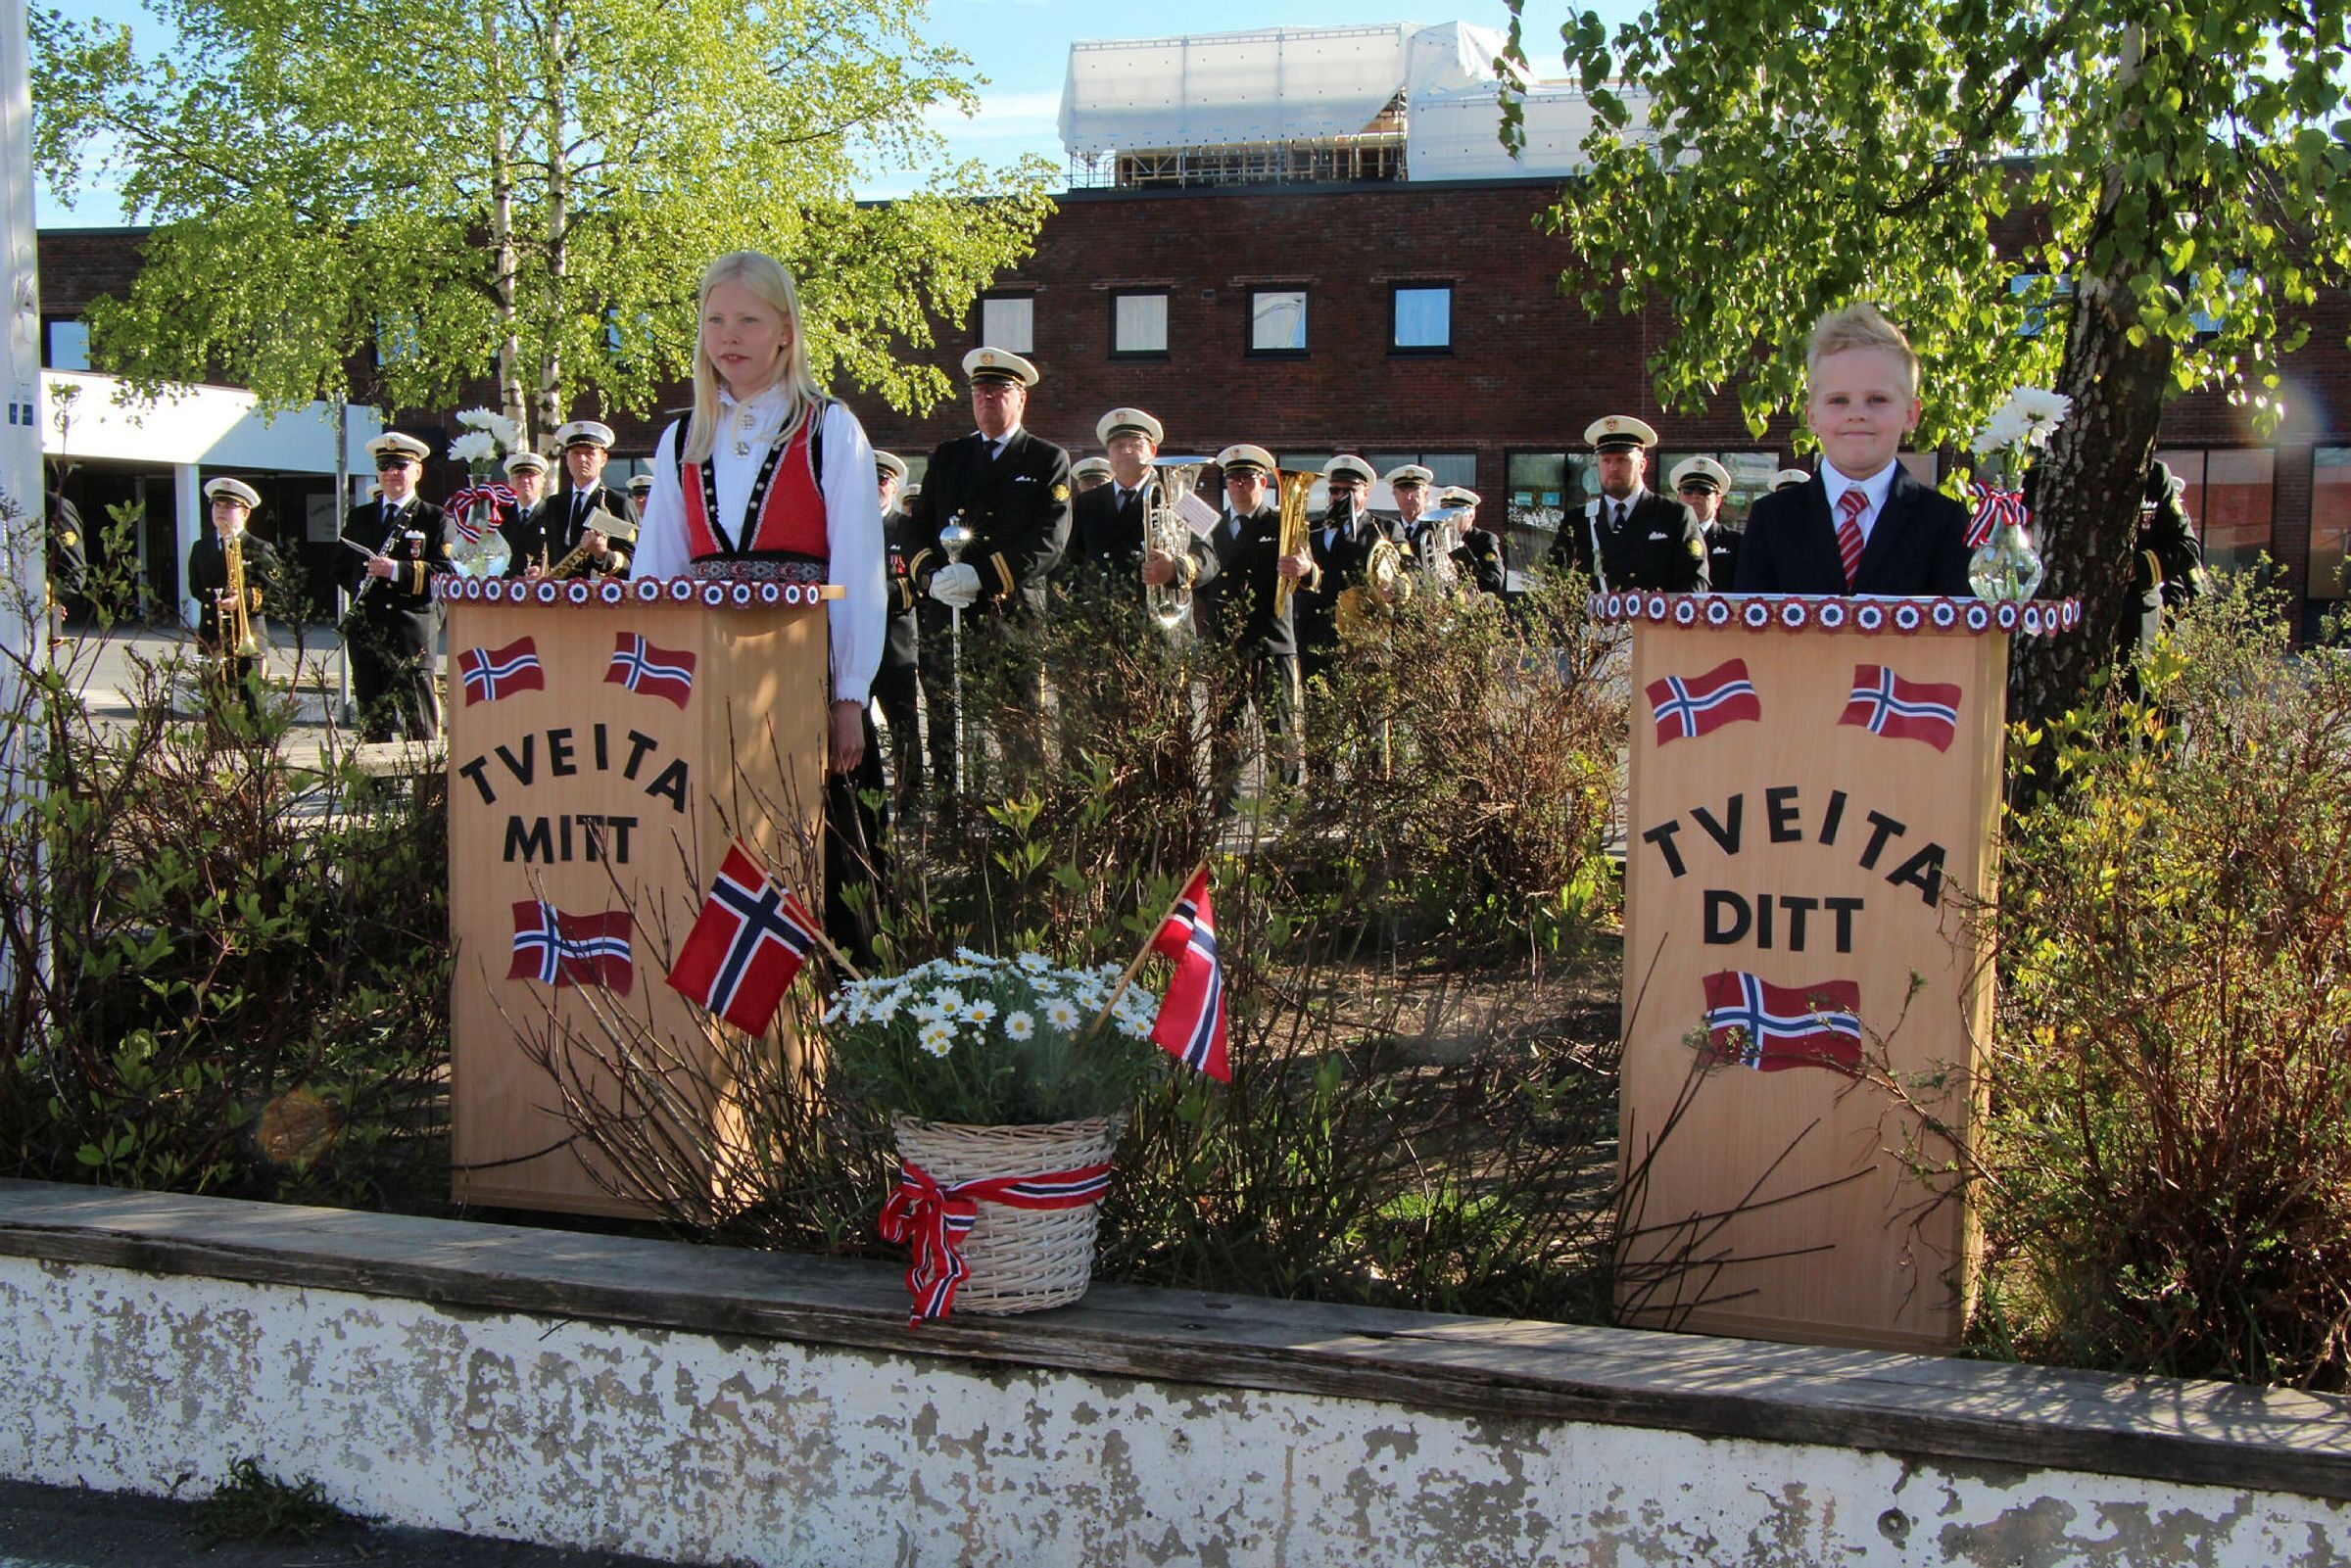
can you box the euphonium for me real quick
[1415,504,1467,595]
[1143,456,1205,630]
[220,529,260,660]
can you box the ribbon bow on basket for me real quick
[877,1158,1115,1325]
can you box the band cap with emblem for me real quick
[1438,485,1482,508]
[1215,444,1275,476]
[1772,467,1812,491]
[1095,407,1163,446]
[503,451,550,477]
[1323,454,1375,486]
[1668,456,1731,495]
[875,451,909,485]
[364,432,430,463]
[1071,455,1112,482]
[203,476,262,508]
[626,473,654,498]
[1382,462,1434,490]
[554,419,616,451]
[1585,414,1659,453]
[962,347,1040,388]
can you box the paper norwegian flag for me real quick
[507,901,634,994]
[605,632,697,710]
[664,840,821,1033]
[1150,866,1230,1081]
[456,637,546,706]
[1840,664,1962,752]
[1702,971,1863,1073]
[1645,658,1762,746]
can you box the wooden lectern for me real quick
[1607,591,2080,1352]
[438,575,836,1218]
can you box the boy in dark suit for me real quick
[1735,305,1973,595]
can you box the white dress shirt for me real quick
[1821,458,1900,547]
[634,386,887,704]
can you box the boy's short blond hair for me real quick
[1806,303,1922,395]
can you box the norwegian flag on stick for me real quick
[664,839,825,1033]
[1701,971,1863,1074]
[456,637,545,706]
[1148,865,1230,1082]
[1645,658,1762,746]
[1840,664,1962,753]
[507,901,634,993]
[605,632,696,710]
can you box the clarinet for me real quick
[339,513,408,632]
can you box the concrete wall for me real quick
[0,1182,2345,1567]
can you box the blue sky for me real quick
[36,1,1634,224]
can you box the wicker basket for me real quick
[890,1115,1122,1316]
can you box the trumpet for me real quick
[217,530,260,661]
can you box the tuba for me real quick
[1142,456,1210,630]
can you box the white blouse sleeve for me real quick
[631,421,688,580]
[822,401,886,704]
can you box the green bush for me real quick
[1971,580,2351,1389]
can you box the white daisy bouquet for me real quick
[824,949,1170,1125]
[1967,385,2072,488]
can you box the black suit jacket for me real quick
[1295,499,1392,655]
[905,428,1073,615]
[497,498,550,577]
[1192,504,1297,660]
[1546,490,1707,594]
[1734,466,1972,595]
[881,506,922,671]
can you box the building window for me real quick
[1366,451,1475,492]
[1390,285,1452,353]
[2313,449,2351,605]
[1248,289,1308,356]
[44,318,89,371]
[1657,451,1784,517]
[980,295,1033,355]
[1110,291,1169,357]
[2156,447,2275,582]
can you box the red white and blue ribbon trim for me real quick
[445,481,517,545]
[435,575,833,608]
[877,1158,1115,1325]
[1588,593,2080,639]
[1966,482,2030,550]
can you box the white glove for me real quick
[928,562,983,609]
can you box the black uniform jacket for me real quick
[548,483,635,577]
[1703,522,1743,594]
[1295,502,1391,651]
[1451,526,1509,596]
[187,530,281,654]
[1070,478,1150,577]
[339,498,449,641]
[497,499,550,578]
[905,428,1073,615]
[1547,489,1707,594]
[881,506,922,672]
[1734,467,1971,596]
[1192,503,1300,660]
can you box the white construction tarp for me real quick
[1059,24,1418,156]
[1405,81,1620,181]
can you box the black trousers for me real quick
[1210,649,1301,812]
[824,704,888,968]
[873,661,924,807]
[346,614,439,742]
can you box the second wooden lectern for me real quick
[438,575,836,1218]
[1606,591,2079,1352]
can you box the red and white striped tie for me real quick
[1836,487,1868,590]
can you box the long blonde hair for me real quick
[682,251,824,464]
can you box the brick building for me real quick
[32,20,2351,637]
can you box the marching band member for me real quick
[548,420,635,579]
[188,475,280,716]
[1545,415,1707,594]
[1438,485,1508,596]
[1669,456,1741,593]
[339,431,448,741]
[1192,445,1315,809]
[876,450,926,805]
[1071,455,1114,494]
[1071,407,1164,586]
[1295,454,1380,683]
[496,450,552,578]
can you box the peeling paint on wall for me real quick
[0,1259,2342,1567]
